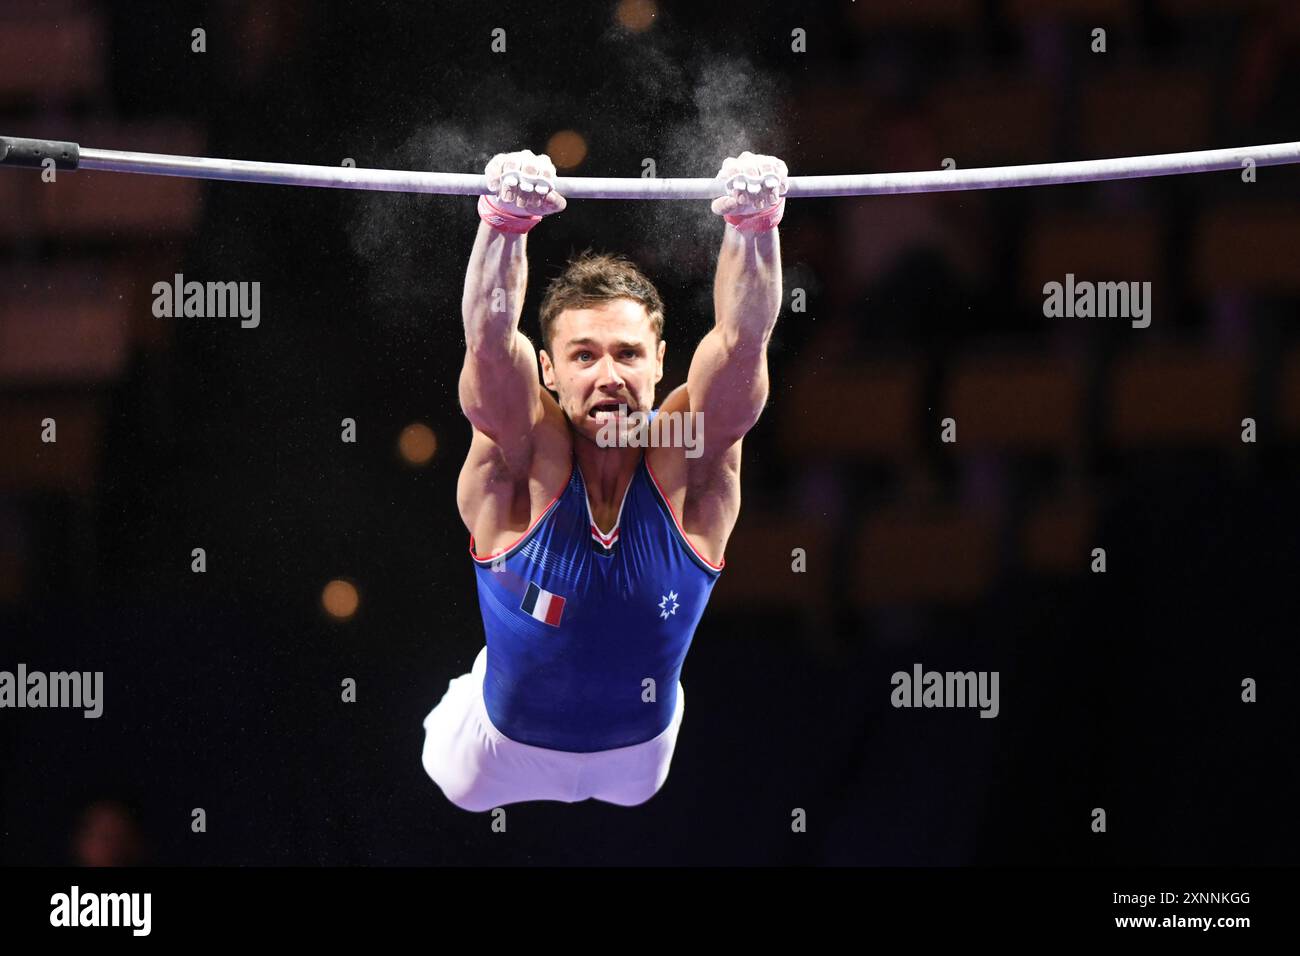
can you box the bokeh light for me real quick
[322,579,359,620]
[398,422,438,466]
[545,129,588,170]
[615,0,657,33]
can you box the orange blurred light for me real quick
[322,579,359,620]
[615,0,657,32]
[399,422,438,466]
[545,130,588,170]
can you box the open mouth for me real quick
[588,401,625,420]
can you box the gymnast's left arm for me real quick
[684,151,787,448]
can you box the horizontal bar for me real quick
[26,139,1300,198]
[0,134,79,169]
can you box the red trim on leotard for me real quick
[468,458,576,563]
[642,455,726,572]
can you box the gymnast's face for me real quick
[539,299,666,445]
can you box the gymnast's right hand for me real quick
[483,149,566,217]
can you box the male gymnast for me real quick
[421,148,787,811]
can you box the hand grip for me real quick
[0,135,80,169]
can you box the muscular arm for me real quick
[459,220,545,458]
[685,224,782,450]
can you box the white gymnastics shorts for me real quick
[421,645,686,812]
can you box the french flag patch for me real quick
[521,581,566,627]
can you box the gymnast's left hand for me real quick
[710,151,788,218]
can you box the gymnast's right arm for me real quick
[459,150,566,459]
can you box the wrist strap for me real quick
[724,197,785,233]
[478,194,542,234]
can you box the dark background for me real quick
[2,0,1299,864]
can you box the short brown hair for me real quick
[538,249,664,354]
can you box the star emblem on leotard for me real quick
[658,590,680,620]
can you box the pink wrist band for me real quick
[724,196,785,233]
[478,194,543,234]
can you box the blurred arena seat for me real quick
[0,546,22,603]
[1277,345,1300,439]
[778,357,925,463]
[790,83,874,174]
[1106,348,1249,448]
[846,0,980,30]
[37,130,206,239]
[55,120,207,158]
[0,122,208,241]
[38,167,203,238]
[710,512,833,613]
[1004,0,1137,28]
[1021,492,1097,574]
[944,351,1085,455]
[0,5,106,105]
[0,501,24,604]
[0,264,134,385]
[1079,68,1213,157]
[1192,203,1300,295]
[0,395,106,495]
[0,0,209,614]
[849,507,997,605]
[1155,0,1281,18]
[0,170,38,242]
[1020,209,1163,303]
[927,74,1055,167]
